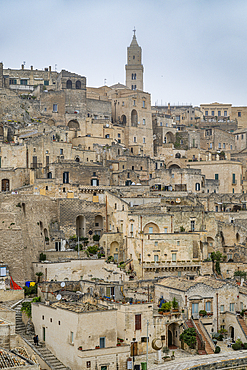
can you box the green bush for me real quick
[161,301,172,312]
[87,245,99,255]
[21,302,31,317]
[24,285,37,296]
[172,297,179,309]
[180,328,197,349]
[93,234,100,242]
[243,343,247,349]
[214,346,221,353]
[232,343,242,350]
[199,310,207,316]
[39,253,46,262]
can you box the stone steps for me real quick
[194,320,214,355]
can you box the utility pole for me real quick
[146,320,149,368]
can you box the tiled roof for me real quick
[0,349,27,368]
[51,301,109,313]
[157,276,230,292]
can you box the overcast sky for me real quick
[1,0,247,106]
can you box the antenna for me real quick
[104,78,107,86]
[55,64,57,72]
[61,282,65,287]
[56,294,62,300]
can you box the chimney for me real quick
[49,66,51,72]
[21,64,24,70]
[168,102,171,115]
[31,65,33,70]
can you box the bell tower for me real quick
[125,29,144,91]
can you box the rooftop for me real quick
[50,301,110,313]
[157,276,232,292]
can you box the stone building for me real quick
[32,300,129,370]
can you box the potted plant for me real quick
[199,310,207,317]
[78,346,82,350]
[117,342,121,346]
[95,346,100,349]
[172,298,179,311]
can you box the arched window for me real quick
[131,109,138,127]
[195,183,200,191]
[66,80,72,89]
[175,153,181,158]
[76,80,81,89]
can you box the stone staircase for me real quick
[186,320,207,355]
[237,317,247,339]
[13,302,68,370]
[193,320,214,354]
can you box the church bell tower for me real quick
[125,29,144,91]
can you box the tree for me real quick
[180,328,197,349]
[211,251,225,275]
[172,297,179,309]
[36,272,43,283]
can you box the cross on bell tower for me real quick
[125,29,144,91]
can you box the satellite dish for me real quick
[61,282,65,287]
[56,294,62,300]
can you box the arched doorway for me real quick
[121,115,127,125]
[95,215,103,235]
[168,330,172,346]
[131,109,138,127]
[110,241,119,262]
[76,80,81,89]
[76,216,85,237]
[229,326,234,340]
[68,120,79,130]
[47,172,52,179]
[1,179,9,192]
[66,80,72,89]
[168,323,180,347]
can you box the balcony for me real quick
[30,163,42,169]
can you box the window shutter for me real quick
[135,314,141,330]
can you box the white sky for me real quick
[1,0,247,106]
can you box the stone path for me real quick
[148,350,247,370]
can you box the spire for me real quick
[130,27,139,47]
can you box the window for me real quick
[232,173,236,184]
[155,241,158,246]
[143,137,146,144]
[44,80,49,86]
[192,303,198,314]
[93,172,96,176]
[63,172,69,184]
[210,143,212,149]
[132,166,134,170]
[242,134,244,140]
[223,143,225,149]
[238,112,241,117]
[20,79,28,85]
[160,122,162,126]
[164,228,167,233]
[105,134,110,138]
[215,174,219,180]
[215,206,218,212]
[205,301,211,312]
[172,253,176,262]
[143,101,145,108]
[99,337,105,348]
[205,111,208,116]
[177,241,180,246]
[122,102,124,106]
[118,133,121,138]
[60,149,63,155]
[86,361,91,368]
[133,55,135,59]
[143,119,146,125]
[154,255,159,262]
[224,111,227,116]
[42,315,44,320]
[70,331,74,344]
[195,183,200,191]
[133,100,136,106]
[58,321,60,325]
[132,73,136,80]
[218,111,221,117]
[127,172,130,178]
[132,85,136,90]
[53,104,58,112]
[178,271,181,277]
[191,220,195,231]
[134,137,137,143]
[9,79,17,85]
[237,135,239,140]
[135,314,141,330]
[218,143,221,149]
[149,227,153,234]
[230,303,235,312]
[220,305,224,312]
[211,111,214,116]
[230,145,233,150]
[50,318,52,322]
[91,179,99,186]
